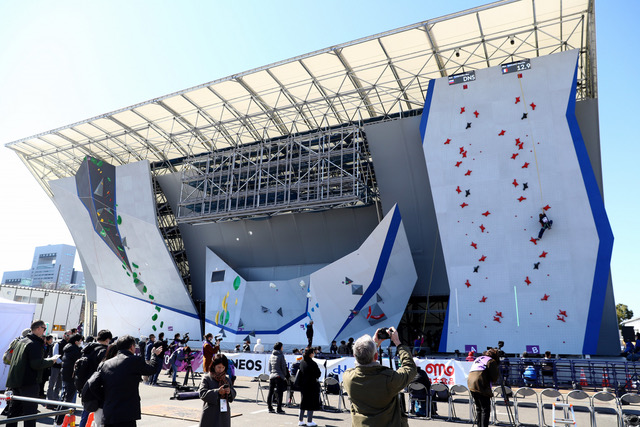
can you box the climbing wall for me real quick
[205,204,417,347]
[50,160,201,338]
[420,50,613,355]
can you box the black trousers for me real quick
[471,392,492,427]
[6,384,39,427]
[267,377,286,410]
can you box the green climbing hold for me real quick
[99,229,106,237]
[117,246,124,251]
[132,262,139,269]
[107,177,111,182]
[224,310,230,325]
[126,272,130,277]
[152,313,158,321]
[142,286,147,293]
[233,276,241,291]
[149,295,154,300]
[155,306,161,312]
[97,160,103,167]
[133,272,138,278]
[117,215,122,225]
[152,325,157,331]
[160,321,164,328]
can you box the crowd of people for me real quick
[4,320,447,427]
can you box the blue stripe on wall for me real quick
[419,79,436,143]
[110,289,200,320]
[564,59,615,354]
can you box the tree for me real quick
[617,303,634,328]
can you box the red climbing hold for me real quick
[530,237,538,245]
[541,294,549,301]
[512,179,519,187]
[515,97,521,104]
[543,205,551,211]
[460,107,465,114]
[499,130,506,136]
[463,84,468,89]
[557,315,566,322]
[460,202,468,208]
[479,224,485,233]
[456,186,462,194]
[493,316,502,323]
[474,110,479,118]
[465,170,472,176]
[522,162,529,168]
[518,196,526,202]
[470,242,478,249]
[444,138,451,145]
[482,211,491,217]
[515,138,521,145]
[460,146,465,154]
[462,151,467,158]
[455,161,462,167]
[524,276,531,285]
[511,153,519,160]
[480,296,487,302]
[478,255,486,262]
[465,279,472,288]
[495,311,503,318]
[539,251,548,258]
[559,310,568,317]
[530,102,536,110]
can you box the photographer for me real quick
[342,327,416,427]
[168,345,192,387]
[467,348,500,427]
[202,333,220,373]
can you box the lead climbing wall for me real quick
[420,50,614,355]
[50,159,201,339]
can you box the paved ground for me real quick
[1,371,618,426]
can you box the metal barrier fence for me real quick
[0,391,83,425]
[492,358,640,391]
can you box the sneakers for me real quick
[268,408,275,413]
[298,422,306,426]
[276,409,286,414]
[306,422,317,427]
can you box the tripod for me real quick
[182,361,196,388]
[498,372,515,427]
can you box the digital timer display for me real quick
[501,59,531,74]
[448,71,476,85]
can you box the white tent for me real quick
[0,297,36,391]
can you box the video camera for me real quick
[376,327,394,340]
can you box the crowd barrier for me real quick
[223,352,640,392]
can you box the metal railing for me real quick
[0,391,83,425]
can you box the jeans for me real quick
[472,392,492,427]
[47,366,62,401]
[55,380,78,424]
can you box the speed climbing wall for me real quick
[50,159,201,338]
[420,50,614,355]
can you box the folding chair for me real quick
[591,390,621,427]
[255,373,270,404]
[620,393,640,427]
[449,384,474,422]
[491,385,515,425]
[321,376,343,412]
[566,389,593,426]
[287,373,298,408]
[431,383,452,421]
[513,387,541,426]
[539,388,564,427]
[407,382,430,418]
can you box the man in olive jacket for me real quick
[342,327,416,427]
[6,320,60,427]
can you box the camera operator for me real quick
[342,327,416,427]
[467,348,500,427]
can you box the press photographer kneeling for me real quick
[342,326,417,427]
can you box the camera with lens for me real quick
[376,328,391,340]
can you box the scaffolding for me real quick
[176,126,377,223]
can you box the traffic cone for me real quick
[60,414,76,427]
[86,412,95,427]
[601,369,610,388]
[579,368,588,387]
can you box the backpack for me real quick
[325,373,340,394]
[73,356,92,391]
[3,337,22,365]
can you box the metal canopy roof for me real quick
[6,0,594,195]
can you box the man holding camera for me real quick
[342,327,416,427]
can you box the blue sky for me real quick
[0,1,638,317]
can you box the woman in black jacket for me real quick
[295,347,321,427]
[56,334,83,424]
